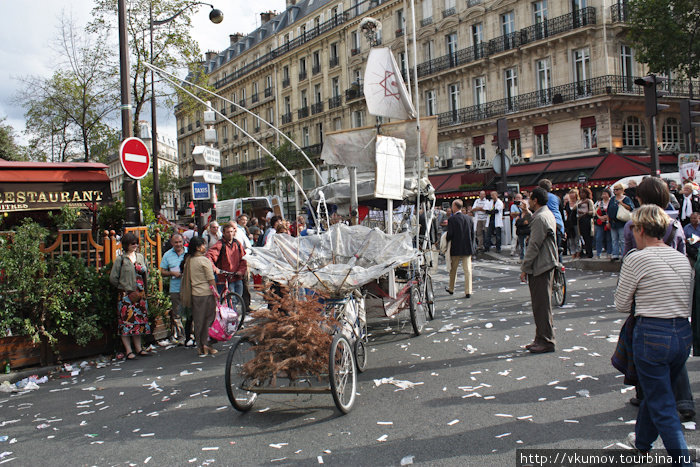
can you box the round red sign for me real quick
[119,137,150,180]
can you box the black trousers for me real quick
[578,215,593,257]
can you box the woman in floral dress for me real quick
[109,232,152,359]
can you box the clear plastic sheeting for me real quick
[246,223,418,296]
[308,176,435,211]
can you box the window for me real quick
[473,76,486,108]
[284,96,291,115]
[351,31,360,52]
[334,117,342,131]
[536,58,551,105]
[581,117,597,149]
[446,32,457,65]
[472,22,483,59]
[510,132,522,158]
[302,169,316,190]
[299,57,307,78]
[316,122,323,144]
[302,127,310,146]
[501,11,515,34]
[504,67,518,112]
[535,133,549,155]
[331,77,340,97]
[573,47,591,96]
[533,0,548,38]
[241,118,247,132]
[424,40,435,61]
[396,9,404,33]
[352,110,365,127]
[422,0,432,20]
[300,90,308,108]
[472,136,486,163]
[623,116,645,146]
[314,84,322,104]
[620,45,634,91]
[662,117,682,151]
[445,0,455,10]
[330,42,339,66]
[425,90,436,116]
[312,50,321,74]
[399,52,407,77]
[266,107,274,125]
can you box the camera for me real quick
[514,200,521,206]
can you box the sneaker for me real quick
[158,339,171,347]
[679,409,695,423]
[185,339,195,348]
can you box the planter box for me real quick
[0,336,42,369]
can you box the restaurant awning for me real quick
[0,160,112,212]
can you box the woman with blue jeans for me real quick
[615,205,693,466]
[594,189,613,259]
[608,183,634,261]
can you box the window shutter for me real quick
[580,116,596,128]
[534,124,548,135]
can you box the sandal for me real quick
[137,350,153,357]
[126,352,137,360]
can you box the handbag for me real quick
[615,201,632,222]
[208,296,240,342]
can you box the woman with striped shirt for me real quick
[614,205,693,465]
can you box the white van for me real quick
[215,196,284,224]
[610,172,681,190]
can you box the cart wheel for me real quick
[552,267,567,307]
[354,338,368,373]
[424,274,435,320]
[329,334,357,414]
[409,284,426,336]
[225,337,257,412]
[221,292,246,332]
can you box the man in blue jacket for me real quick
[445,199,476,298]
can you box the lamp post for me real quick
[149,2,223,217]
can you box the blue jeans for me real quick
[217,279,243,297]
[633,316,692,466]
[518,234,527,260]
[611,224,625,258]
[594,224,611,257]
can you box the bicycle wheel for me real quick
[424,273,435,320]
[552,268,567,307]
[221,292,246,332]
[329,334,357,414]
[409,283,427,336]
[225,337,257,412]
[354,337,368,373]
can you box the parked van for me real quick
[610,172,682,190]
[215,196,284,224]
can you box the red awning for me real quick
[429,173,463,192]
[590,153,649,180]
[534,124,548,135]
[580,116,596,128]
[0,160,109,183]
[507,161,549,175]
[547,155,605,172]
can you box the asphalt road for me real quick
[2,257,699,466]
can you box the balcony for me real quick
[420,17,433,27]
[435,74,700,128]
[239,98,246,107]
[281,112,292,124]
[416,8,596,78]
[610,3,629,22]
[230,104,235,113]
[251,93,259,103]
[311,102,324,114]
[223,157,268,175]
[223,138,228,144]
[329,56,339,68]
[299,70,307,80]
[187,123,192,131]
[301,143,323,156]
[351,47,361,56]
[312,64,321,75]
[264,87,273,97]
[179,128,184,134]
[467,0,482,6]
[328,95,342,109]
[298,107,309,119]
[442,7,456,18]
[396,28,404,37]
[196,120,201,127]
[345,87,364,101]
[282,77,290,88]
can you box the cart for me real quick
[224,224,418,414]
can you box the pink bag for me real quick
[208,303,239,342]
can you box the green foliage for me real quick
[219,173,250,200]
[48,205,81,230]
[0,219,117,346]
[0,117,28,161]
[140,165,182,214]
[626,0,700,81]
[146,267,171,332]
[264,140,308,177]
[99,201,126,234]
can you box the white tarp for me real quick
[374,135,406,200]
[246,223,418,296]
[363,48,416,120]
[320,116,439,170]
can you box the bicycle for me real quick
[551,264,566,307]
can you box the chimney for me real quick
[229,33,244,45]
[286,0,296,7]
[260,11,274,24]
[205,51,217,62]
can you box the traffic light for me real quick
[496,118,508,151]
[634,74,670,117]
[680,99,700,135]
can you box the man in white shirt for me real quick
[235,215,252,253]
[485,191,504,253]
[471,191,490,252]
[182,223,197,244]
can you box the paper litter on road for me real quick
[484,323,493,328]
[373,378,424,391]
[377,421,393,425]
[202,447,219,451]
[400,455,414,465]
[495,433,511,438]
[317,456,324,464]
[377,434,388,442]
[564,420,579,423]
[463,345,477,353]
[447,419,460,426]
[270,443,288,449]
[683,421,696,430]
[499,288,516,293]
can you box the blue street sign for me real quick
[191,182,210,201]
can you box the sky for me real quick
[0,0,283,145]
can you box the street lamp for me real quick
[149,2,223,217]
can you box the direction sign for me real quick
[192,182,211,200]
[193,169,222,184]
[192,146,221,167]
[119,137,150,180]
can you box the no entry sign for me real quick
[119,137,150,180]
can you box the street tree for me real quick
[89,0,210,136]
[17,16,119,162]
[218,173,251,200]
[626,0,700,89]
[0,117,28,161]
[140,164,182,213]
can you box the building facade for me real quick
[176,0,698,212]
[108,122,180,220]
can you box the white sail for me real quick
[363,48,416,120]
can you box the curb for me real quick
[0,364,57,385]
[479,249,621,273]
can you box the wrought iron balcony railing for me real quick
[328,95,342,109]
[297,107,309,119]
[311,102,324,114]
